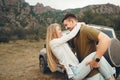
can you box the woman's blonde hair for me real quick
[46,23,61,72]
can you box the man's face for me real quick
[63,19,75,31]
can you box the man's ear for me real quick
[70,21,72,25]
[69,19,74,24]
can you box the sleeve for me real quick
[65,65,74,78]
[50,24,80,46]
[83,25,100,41]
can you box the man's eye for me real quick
[64,24,67,26]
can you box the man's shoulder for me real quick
[80,23,98,32]
[80,23,89,32]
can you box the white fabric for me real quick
[50,23,81,78]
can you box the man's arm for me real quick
[87,32,111,69]
[95,32,111,59]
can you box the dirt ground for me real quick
[0,40,67,80]
[0,40,119,80]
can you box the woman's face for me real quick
[55,26,62,38]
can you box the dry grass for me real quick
[0,40,67,80]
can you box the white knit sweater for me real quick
[49,23,81,78]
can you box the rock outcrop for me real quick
[33,3,55,14]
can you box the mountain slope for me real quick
[0,0,120,40]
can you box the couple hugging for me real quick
[46,13,119,80]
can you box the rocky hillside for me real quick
[0,0,120,41]
[0,0,56,40]
[78,3,120,15]
[33,3,55,14]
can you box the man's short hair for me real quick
[62,13,77,23]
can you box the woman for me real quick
[46,23,115,80]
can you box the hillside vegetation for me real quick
[0,0,120,41]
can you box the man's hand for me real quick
[86,59,99,70]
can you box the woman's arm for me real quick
[50,23,81,46]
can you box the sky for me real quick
[25,0,120,10]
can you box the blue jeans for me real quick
[70,52,115,80]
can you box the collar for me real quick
[76,22,81,30]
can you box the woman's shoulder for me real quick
[49,39,58,45]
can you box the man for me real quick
[62,13,115,80]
